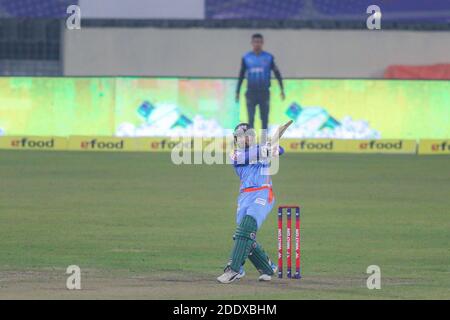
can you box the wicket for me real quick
[277,205,301,279]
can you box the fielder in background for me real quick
[236,34,285,131]
[217,123,284,284]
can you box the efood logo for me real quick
[431,141,450,152]
[151,138,229,151]
[360,140,403,150]
[150,139,183,150]
[291,140,334,151]
[80,139,124,150]
[11,138,55,149]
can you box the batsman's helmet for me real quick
[233,123,256,148]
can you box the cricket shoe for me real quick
[258,262,278,281]
[236,266,246,280]
[217,267,240,284]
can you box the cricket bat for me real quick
[271,120,293,145]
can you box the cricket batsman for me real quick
[217,123,285,284]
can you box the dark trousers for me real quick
[245,90,270,130]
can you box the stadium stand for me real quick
[0,0,449,76]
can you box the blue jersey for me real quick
[236,51,284,93]
[231,145,284,191]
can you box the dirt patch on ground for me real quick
[0,269,413,299]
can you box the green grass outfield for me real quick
[0,150,449,299]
